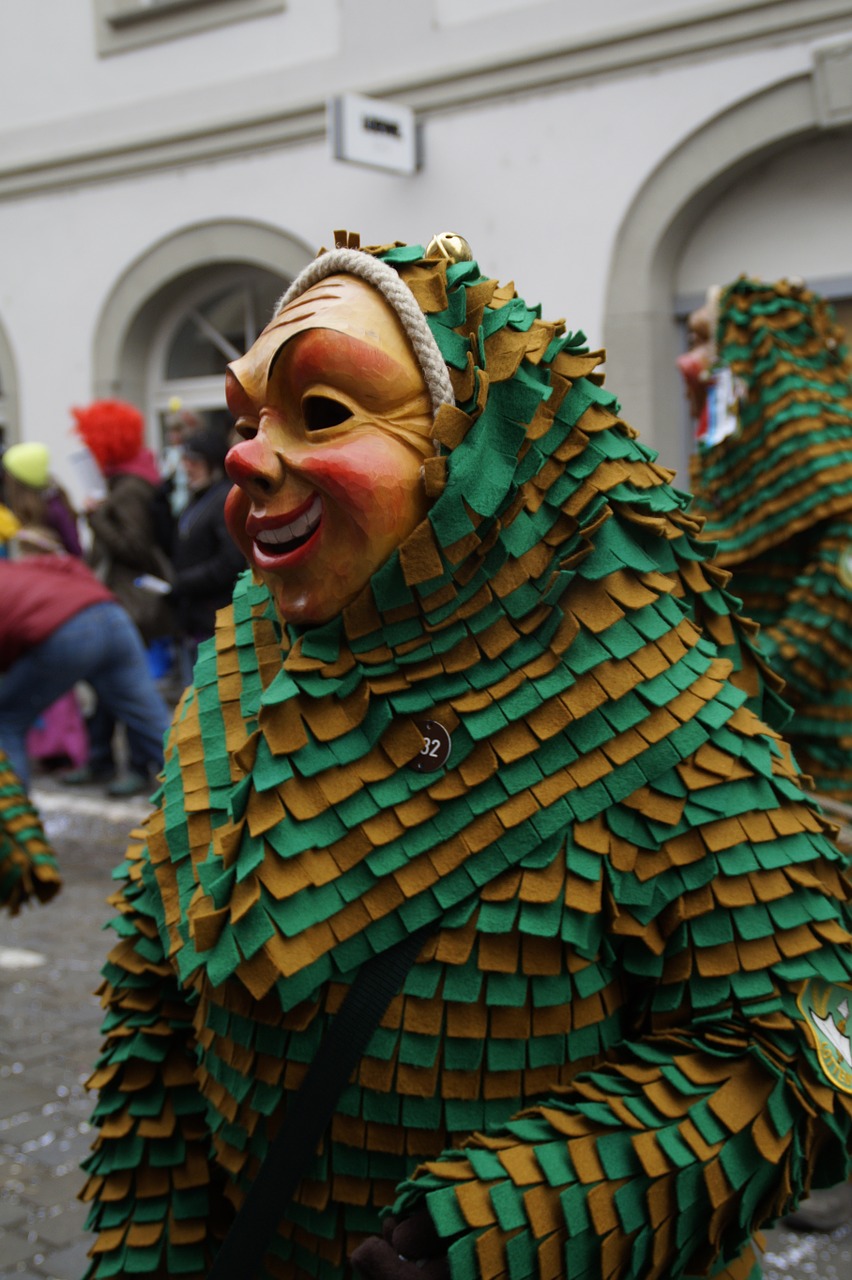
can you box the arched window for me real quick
[147,264,285,442]
[93,219,314,447]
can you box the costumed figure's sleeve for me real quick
[378,735,852,1280]
[748,514,852,800]
[0,747,60,913]
[80,827,221,1279]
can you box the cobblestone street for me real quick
[1,782,851,1279]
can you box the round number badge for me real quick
[409,720,452,773]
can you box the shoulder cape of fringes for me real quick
[690,275,852,564]
[139,247,791,1010]
[0,750,61,914]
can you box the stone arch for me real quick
[92,219,315,409]
[603,73,826,481]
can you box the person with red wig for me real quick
[64,400,175,795]
[72,399,174,628]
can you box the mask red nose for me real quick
[224,439,262,486]
[224,434,284,493]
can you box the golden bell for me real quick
[425,233,473,264]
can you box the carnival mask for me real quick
[224,274,435,626]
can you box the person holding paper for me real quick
[61,400,175,795]
[71,399,175,645]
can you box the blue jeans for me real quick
[0,602,170,788]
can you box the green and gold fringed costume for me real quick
[0,746,60,913]
[82,245,852,1280]
[690,277,852,803]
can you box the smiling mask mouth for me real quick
[254,493,323,556]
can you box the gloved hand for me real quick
[350,1208,450,1280]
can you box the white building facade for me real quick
[1,0,852,494]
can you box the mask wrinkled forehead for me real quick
[228,274,426,404]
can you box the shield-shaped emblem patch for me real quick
[797,979,852,1096]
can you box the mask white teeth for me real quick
[256,495,322,550]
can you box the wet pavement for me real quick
[762,1225,852,1280]
[1,779,852,1278]
[0,782,150,1280]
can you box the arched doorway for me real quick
[675,125,852,324]
[93,219,314,447]
[603,67,852,486]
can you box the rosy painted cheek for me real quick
[301,444,421,535]
[224,485,253,557]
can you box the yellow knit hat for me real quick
[2,442,50,490]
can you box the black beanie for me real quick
[183,427,229,470]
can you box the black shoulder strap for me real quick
[207,923,435,1280]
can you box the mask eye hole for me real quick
[303,395,353,432]
[233,418,258,441]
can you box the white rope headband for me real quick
[274,249,455,417]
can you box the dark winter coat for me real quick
[173,477,245,639]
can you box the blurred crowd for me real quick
[0,398,245,796]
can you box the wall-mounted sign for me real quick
[330,93,421,176]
